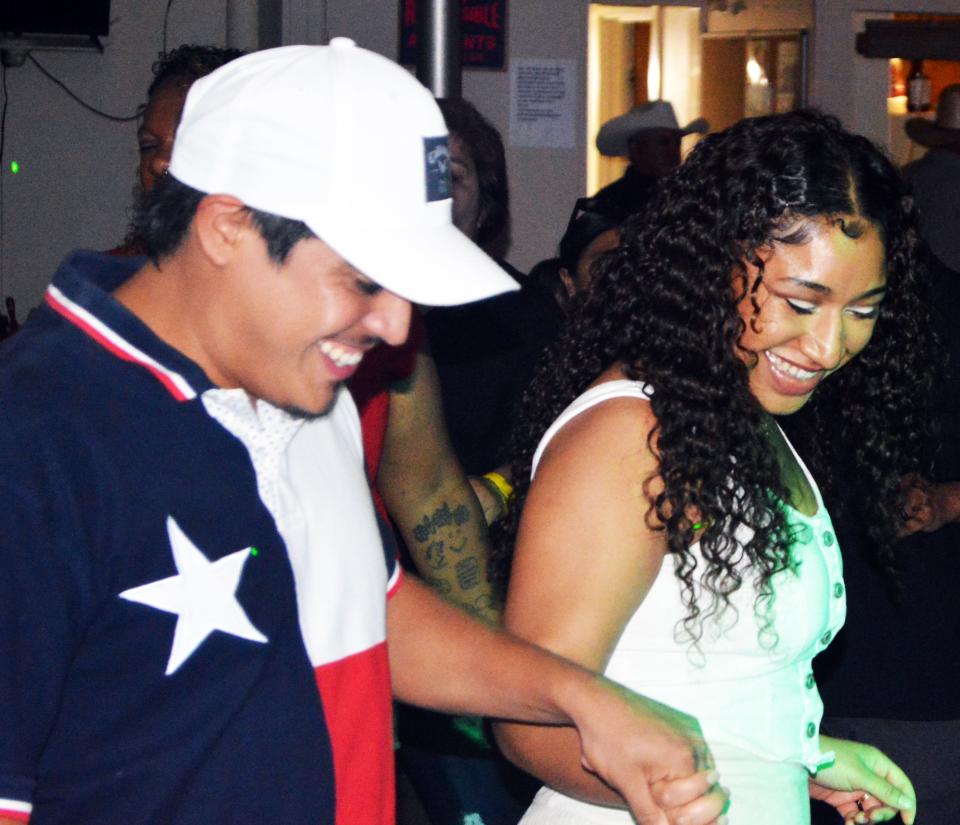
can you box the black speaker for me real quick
[1,1,110,38]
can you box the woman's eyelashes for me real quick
[846,304,881,320]
[785,297,816,315]
[783,297,881,320]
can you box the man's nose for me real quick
[365,291,412,347]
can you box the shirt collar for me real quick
[44,250,215,402]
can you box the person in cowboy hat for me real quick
[904,83,960,272]
[588,100,708,222]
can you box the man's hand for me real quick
[469,474,506,525]
[566,677,727,825]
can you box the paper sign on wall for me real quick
[509,59,576,149]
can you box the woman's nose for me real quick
[801,311,846,371]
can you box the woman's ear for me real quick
[559,267,578,300]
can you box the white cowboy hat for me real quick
[906,84,960,149]
[596,100,709,157]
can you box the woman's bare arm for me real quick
[494,387,672,806]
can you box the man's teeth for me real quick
[765,351,818,380]
[319,341,363,368]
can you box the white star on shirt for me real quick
[120,516,268,675]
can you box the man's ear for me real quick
[192,194,253,266]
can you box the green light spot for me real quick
[10,161,19,174]
[250,547,259,557]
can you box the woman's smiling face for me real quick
[736,216,887,416]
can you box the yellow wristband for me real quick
[482,471,514,511]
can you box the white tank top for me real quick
[523,380,846,825]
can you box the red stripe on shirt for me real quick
[313,642,395,825]
[45,293,191,402]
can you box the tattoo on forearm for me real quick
[425,541,447,570]
[455,557,481,590]
[411,502,470,544]
[427,576,453,596]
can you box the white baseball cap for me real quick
[169,39,518,306]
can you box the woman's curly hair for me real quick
[147,44,247,98]
[493,110,933,640]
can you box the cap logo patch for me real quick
[424,136,452,202]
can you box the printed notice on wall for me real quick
[509,59,576,149]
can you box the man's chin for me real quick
[272,384,341,421]
[281,404,329,421]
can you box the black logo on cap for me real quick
[424,136,452,202]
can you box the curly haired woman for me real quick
[492,111,931,825]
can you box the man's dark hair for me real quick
[134,175,315,265]
[147,44,247,99]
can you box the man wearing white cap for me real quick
[590,100,708,221]
[0,42,725,825]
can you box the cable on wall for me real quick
[162,0,177,54]
[26,53,140,122]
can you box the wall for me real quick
[812,0,960,148]
[706,0,812,34]
[0,0,226,313]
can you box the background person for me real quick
[902,83,960,273]
[425,98,562,521]
[588,100,707,222]
[531,200,620,314]
[111,44,246,256]
[492,110,928,825]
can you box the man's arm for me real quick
[388,575,725,825]
[378,348,500,623]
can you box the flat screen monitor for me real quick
[1,1,110,37]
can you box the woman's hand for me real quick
[809,736,916,824]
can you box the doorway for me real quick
[586,4,702,196]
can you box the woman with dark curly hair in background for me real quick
[111,44,246,256]
[491,110,931,825]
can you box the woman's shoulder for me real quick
[533,365,658,479]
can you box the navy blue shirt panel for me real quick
[0,252,336,823]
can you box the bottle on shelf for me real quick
[907,59,932,113]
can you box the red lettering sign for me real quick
[399,1,506,69]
